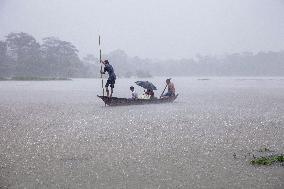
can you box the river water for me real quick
[0,77,283,188]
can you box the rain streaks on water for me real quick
[0,77,283,188]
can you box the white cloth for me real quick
[132,91,138,99]
[139,93,150,99]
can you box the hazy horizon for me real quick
[1,1,284,188]
[1,0,284,59]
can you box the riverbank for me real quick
[0,76,71,81]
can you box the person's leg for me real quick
[109,79,115,98]
[105,80,110,97]
[163,92,170,98]
[110,87,113,98]
[105,87,109,97]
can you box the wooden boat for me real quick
[97,94,179,106]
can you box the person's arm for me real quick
[100,66,106,74]
[167,84,170,92]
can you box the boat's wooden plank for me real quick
[97,94,178,106]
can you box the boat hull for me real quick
[97,95,178,106]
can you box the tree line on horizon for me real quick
[0,32,283,78]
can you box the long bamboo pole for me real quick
[99,35,104,97]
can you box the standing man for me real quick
[162,78,175,98]
[100,60,116,98]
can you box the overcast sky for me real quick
[0,0,283,59]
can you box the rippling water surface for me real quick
[0,77,283,188]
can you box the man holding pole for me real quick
[100,60,116,98]
[161,78,175,98]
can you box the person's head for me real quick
[103,60,109,65]
[166,78,171,84]
[130,86,134,92]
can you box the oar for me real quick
[160,78,171,98]
[160,84,167,98]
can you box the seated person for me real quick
[162,79,175,98]
[130,86,138,99]
[139,91,150,99]
[145,89,155,99]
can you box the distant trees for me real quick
[0,41,7,59]
[81,54,99,77]
[82,54,97,64]
[6,33,41,76]
[0,32,90,78]
[0,32,283,78]
[104,50,153,78]
[41,37,83,77]
[0,41,11,77]
[142,52,284,76]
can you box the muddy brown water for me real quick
[0,77,283,188]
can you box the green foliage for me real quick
[251,155,284,166]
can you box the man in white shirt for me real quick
[130,86,138,99]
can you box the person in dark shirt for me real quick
[100,60,116,98]
[145,89,155,99]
